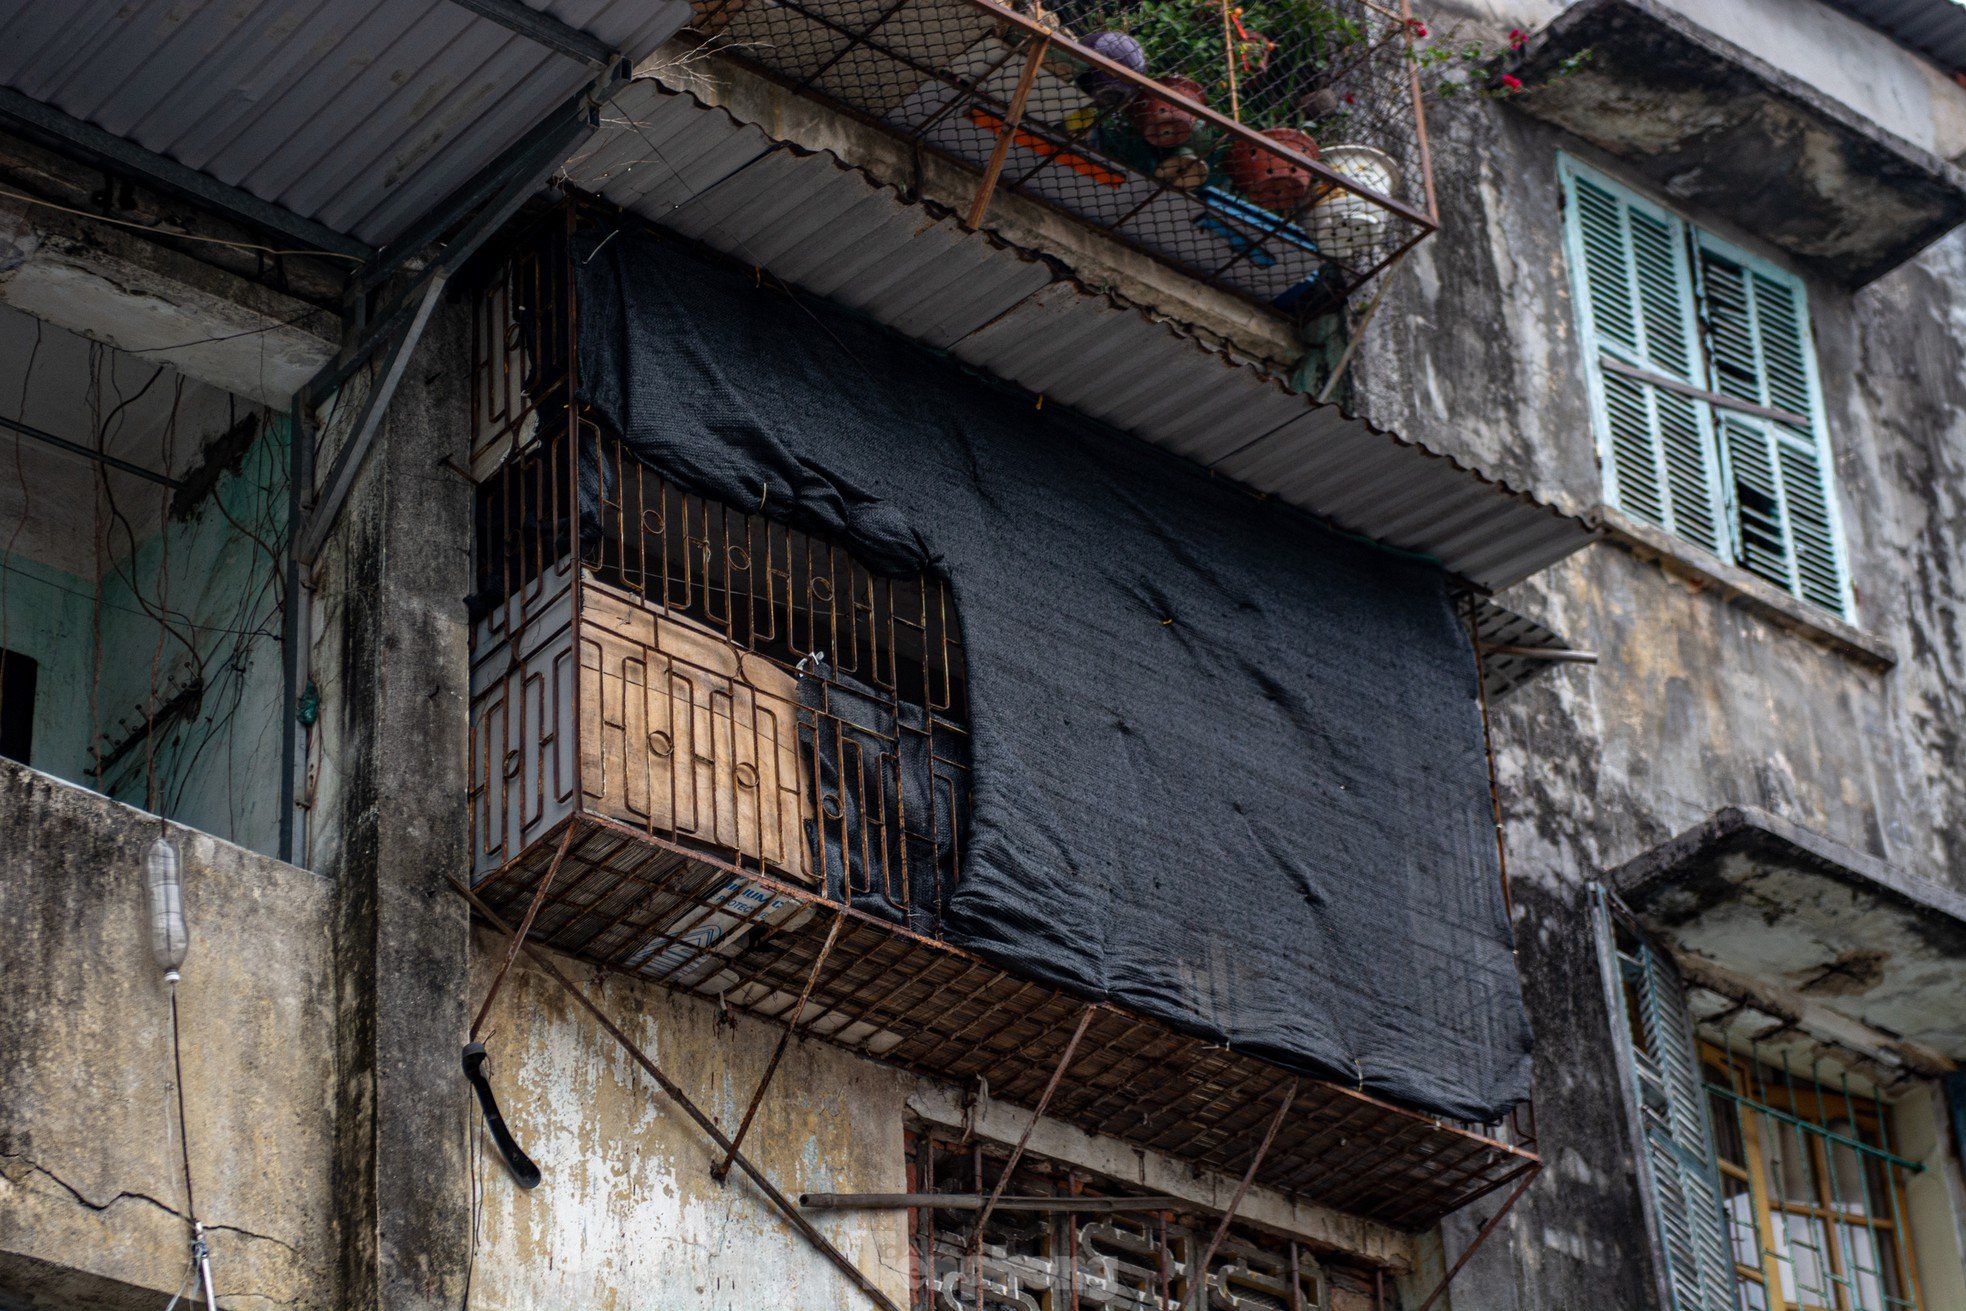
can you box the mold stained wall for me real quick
[463,928,916,1311]
[1351,5,1966,1307]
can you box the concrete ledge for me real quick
[1510,0,1966,286]
[1607,804,1966,1063]
[1597,505,1897,671]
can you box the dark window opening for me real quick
[0,647,35,765]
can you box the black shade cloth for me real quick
[575,232,1531,1122]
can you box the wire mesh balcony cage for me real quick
[681,0,1436,316]
[464,208,1536,1232]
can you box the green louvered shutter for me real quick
[1561,160,1725,554]
[1599,894,1739,1311]
[1694,238,1851,617]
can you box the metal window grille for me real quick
[1703,1045,1924,1311]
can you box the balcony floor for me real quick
[472,816,1537,1232]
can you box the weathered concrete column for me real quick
[318,302,475,1311]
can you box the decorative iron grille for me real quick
[682,0,1435,315]
[906,1128,1398,1310]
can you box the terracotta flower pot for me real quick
[1223,127,1319,213]
[1127,75,1206,149]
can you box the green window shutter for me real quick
[1693,240,1851,617]
[1599,896,1738,1311]
[1561,160,1725,554]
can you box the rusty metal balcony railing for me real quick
[680,0,1436,316]
[464,215,1533,1235]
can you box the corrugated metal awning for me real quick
[565,79,1597,592]
[0,0,690,251]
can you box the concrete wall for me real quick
[0,759,335,1309]
[1349,13,1966,1303]
[1438,0,1966,159]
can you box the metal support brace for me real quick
[443,0,618,66]
[295,271,447,568]
[967,1006,1093,1309]
[0,413,183,489]
[471,828,576,1040]
[292,69,615,562]
[449,877,906,1311]
[965,35,1050,229]
[1412,1164,1540,1311]
[713,908,849,1182]
[1181,1078,1298,1311]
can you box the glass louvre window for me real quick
[1702,1047,1924,1311]
[1559,156,1853,618]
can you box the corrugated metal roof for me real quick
[0,0,689,246]
[566,80,1596,592]
[1824,0,1966,73]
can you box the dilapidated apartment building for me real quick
[4,1,1966,1309]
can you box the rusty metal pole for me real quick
[470,826,575,1041]
[1413,1164,1540,1311]
[968,1005,1093,1309]
[1181,1078,1298,1311]
[1464,595,1513,919]
[449,877,906,1311]
[965,33,1051,229]
[712,908,849,1182]
[971,1006,1094,1235]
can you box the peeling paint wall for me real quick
[464,928,916,1311]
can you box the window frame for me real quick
[1701,1044,1925,1311]
[1558,153,1855,621]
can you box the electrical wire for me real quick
[0,184,366,263]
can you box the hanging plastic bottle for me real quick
[145,835,188,982]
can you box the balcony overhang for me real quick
[1609,806,1966,1074]
[566,79,1596,593]
[1508,0,1966,286]
[476,816,1540,1231]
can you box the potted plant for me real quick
[1222,126,1320,212]
[1127,74,1208,147]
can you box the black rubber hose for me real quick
[462,1042,542,1189]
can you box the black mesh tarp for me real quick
[574,232,1531,1122]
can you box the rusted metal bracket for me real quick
[969,1006,1093,1309]
[972,1006,1092,1234]
[1412,1163,1540,1311]
[1181,1077,1298,1311]
[449,877,906,1311]
[964,33,1051,230]
[471,826,574,1041]
[712,907,849,1183]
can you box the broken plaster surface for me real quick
[0,199,337,408]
